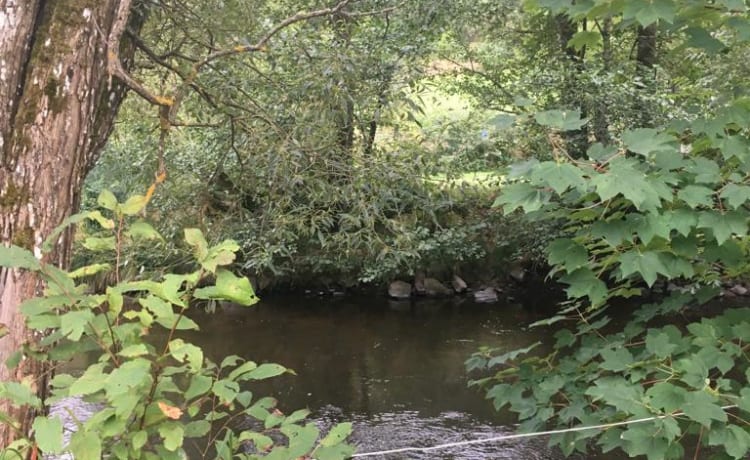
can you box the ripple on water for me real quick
[316,406,578,460]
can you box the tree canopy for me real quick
[3,0,750,458]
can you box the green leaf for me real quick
[591,219,632,246]
[140,295,177,327]
[623,128,674,156]
[244,363,288,381]
[237,432,274,451]
[585,377,644,413]
[105,358,152,396]
[314,444,357,460]
[708,425,750,459]
[720,183,750,209]
[645,330,677,358]
[663,209,698,237]
[203,239,240,272]
[646,382,686,413]
[0,380,42,407]
[567,30,600,51]
[0,244,40,270]
[69,430,102,460]
[120,194,148,215]
[587,143,618,162]
[212,379,240,404]
[720,0,747,11]
[319,422,353,447]
[560,268,608,305]
[60,310,94,341]
[682,391,727,427]
[127,221,164,241]
[69,363,107,396]
[118,344,150,358]
[686,27,727,53]
[547,238,588,273]
[68,263,110,279]
[534,109,588,131]
[227,360,258,381]
[698,211,748,244]
[184,420,211,438]
[493,182,550,213]
[689,158,721,184]
[618,250,669,287]
[82,236,116,251]
[184,228,208,261]
[283,409,311,426]
[619,424,672,459]
[677,185,714,208]
[97,189,118,210]
[185,374,213,401]
[599,347,634,372]
[132,430,148,450]
[169,339,204,372]
[592,158,661,211]
[530,162,587,194]
[628,213,670,245]
[193,269,259,306]
[281,423,320,459]
[159,423,184,452]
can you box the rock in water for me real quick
[414,271,426,295]
[730,284,749,296]
[474,287,499,303]
[388,280,413,299]
[509,266,526,283]
[423,278,453,297]
[452,275,468,293]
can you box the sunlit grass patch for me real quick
[425,171,504,188]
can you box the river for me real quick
[180,293,608,459]
[56,293,627,459]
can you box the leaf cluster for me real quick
[0,191,353,460]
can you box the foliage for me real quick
[0,191,353,459]
[468,1,750,459]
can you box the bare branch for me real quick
[195,0,353,70]
[168,0,355,122]
[106,0,172,108]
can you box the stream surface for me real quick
[180,294,614,459]
[57,293,627,459]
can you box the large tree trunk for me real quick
[0,0,141,447]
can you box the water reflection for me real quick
[54,294,623,459]
[182,295,581,459]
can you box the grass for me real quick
[425,171,504,188]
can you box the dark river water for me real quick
[57,293,629,459]
[180,294,610,459]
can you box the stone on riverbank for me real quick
[423,277,453,297]
[474,287,499,303]
[452,275,468,293]
[388,280,413,299]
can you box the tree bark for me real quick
[0,0,141,447]
[591,17,612,145]
[633,23,658,128]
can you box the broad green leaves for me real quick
[477,7,750,451]
[194,269,258,306]
[0,244,41,270]
[534,109,588,131]
[0,191,352,460]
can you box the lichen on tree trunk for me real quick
[0,0,142,448]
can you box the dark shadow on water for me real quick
[55,293,627,459]
[180,294,623,459]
